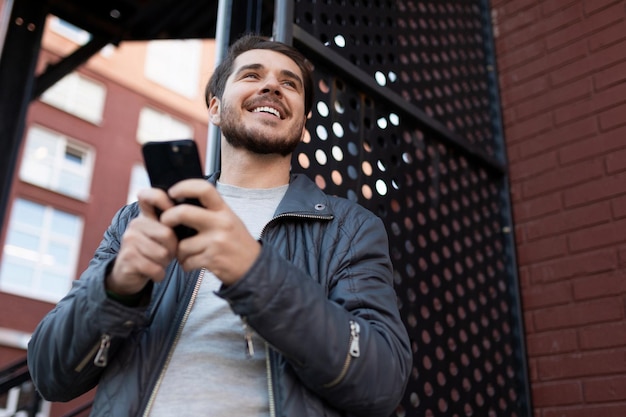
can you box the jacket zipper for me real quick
[74,333,110,372]
[265,344,277,417]
[93,333,112,367]
[323,320,360,388]
[141,268,206,417]
[242,318,255,358]
[258,210,333,416]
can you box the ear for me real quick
[208,96,221,125]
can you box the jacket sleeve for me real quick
[217,211,412,416]
[27,204,151,402]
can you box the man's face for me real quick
[210,49,307,156]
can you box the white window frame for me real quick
[136,107,194,144]
[19,125,95,201]
[144,39,202,98]
[48,16,91,45]
[40,72,106,124]
[0,199,83,304]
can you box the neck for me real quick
[219,142,292,188]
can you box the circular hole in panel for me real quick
[314,174,326,189]
[375,71,387,86]
[346,189,357,202]
[297,152,310,169]
[423,355,432,370]
[424,381,434,396]
[302,128,311,143]
[315,149,328,165]
[334,34,346,47]
[377,117,388,129]
[389,112,400,125]
[438,398,448,413]
[361,184,373,199]
[316,125,328,140]
[347,165,357,180]
[362,161,373,176]
[331,170,343,185]
[317,101,330,117]
[332,122,345,138]
[347,141,358,156]
[376,179,388,196]
[334,100,345,114]
[318,78,330,94]
[331,145,344,161]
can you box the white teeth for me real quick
[253,106,280,118]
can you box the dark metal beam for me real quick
[33,35,111,99]
[0,0,47,233]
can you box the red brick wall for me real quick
[491,1,626,416]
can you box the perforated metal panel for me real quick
[289,1,531,416]
[294,0,500,159]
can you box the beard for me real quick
[219,99,304,157]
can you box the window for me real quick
[145,39,202,98]
[127,163,150,204]
[41,72,106,124]
[0,199,83,303]
[136,107,194,144]
[19,125,95,200]
[49,16,91,45]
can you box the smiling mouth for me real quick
[252,106,282,119]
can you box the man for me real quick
[28,34,412,416]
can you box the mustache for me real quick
[244,96,290,118]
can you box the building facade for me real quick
[0,14,213,416]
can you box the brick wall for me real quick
[490,0,626,415]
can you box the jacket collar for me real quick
[206,172,333,218]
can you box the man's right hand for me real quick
[106,188,179,296]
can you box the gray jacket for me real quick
[28,173,412,416]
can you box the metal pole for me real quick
[204,0,233,174]
[272,0,293,44]
[0,0,47,234]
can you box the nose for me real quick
[260,75,282,96]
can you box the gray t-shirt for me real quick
[148,182,288,417]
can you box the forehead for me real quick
[232,49,303,78]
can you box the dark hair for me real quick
[205,34,314,116]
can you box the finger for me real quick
[167,179,226,211]
[120,215,177,277]
[137,187,175,219]
[158,203,215,236]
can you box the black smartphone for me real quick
[142,139,205,240]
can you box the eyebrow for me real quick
[234,63,304,89]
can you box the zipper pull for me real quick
[349,321,360,358]
[243,321,255,358]
[94,334,111,367]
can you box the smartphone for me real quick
[142,139,205,240]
